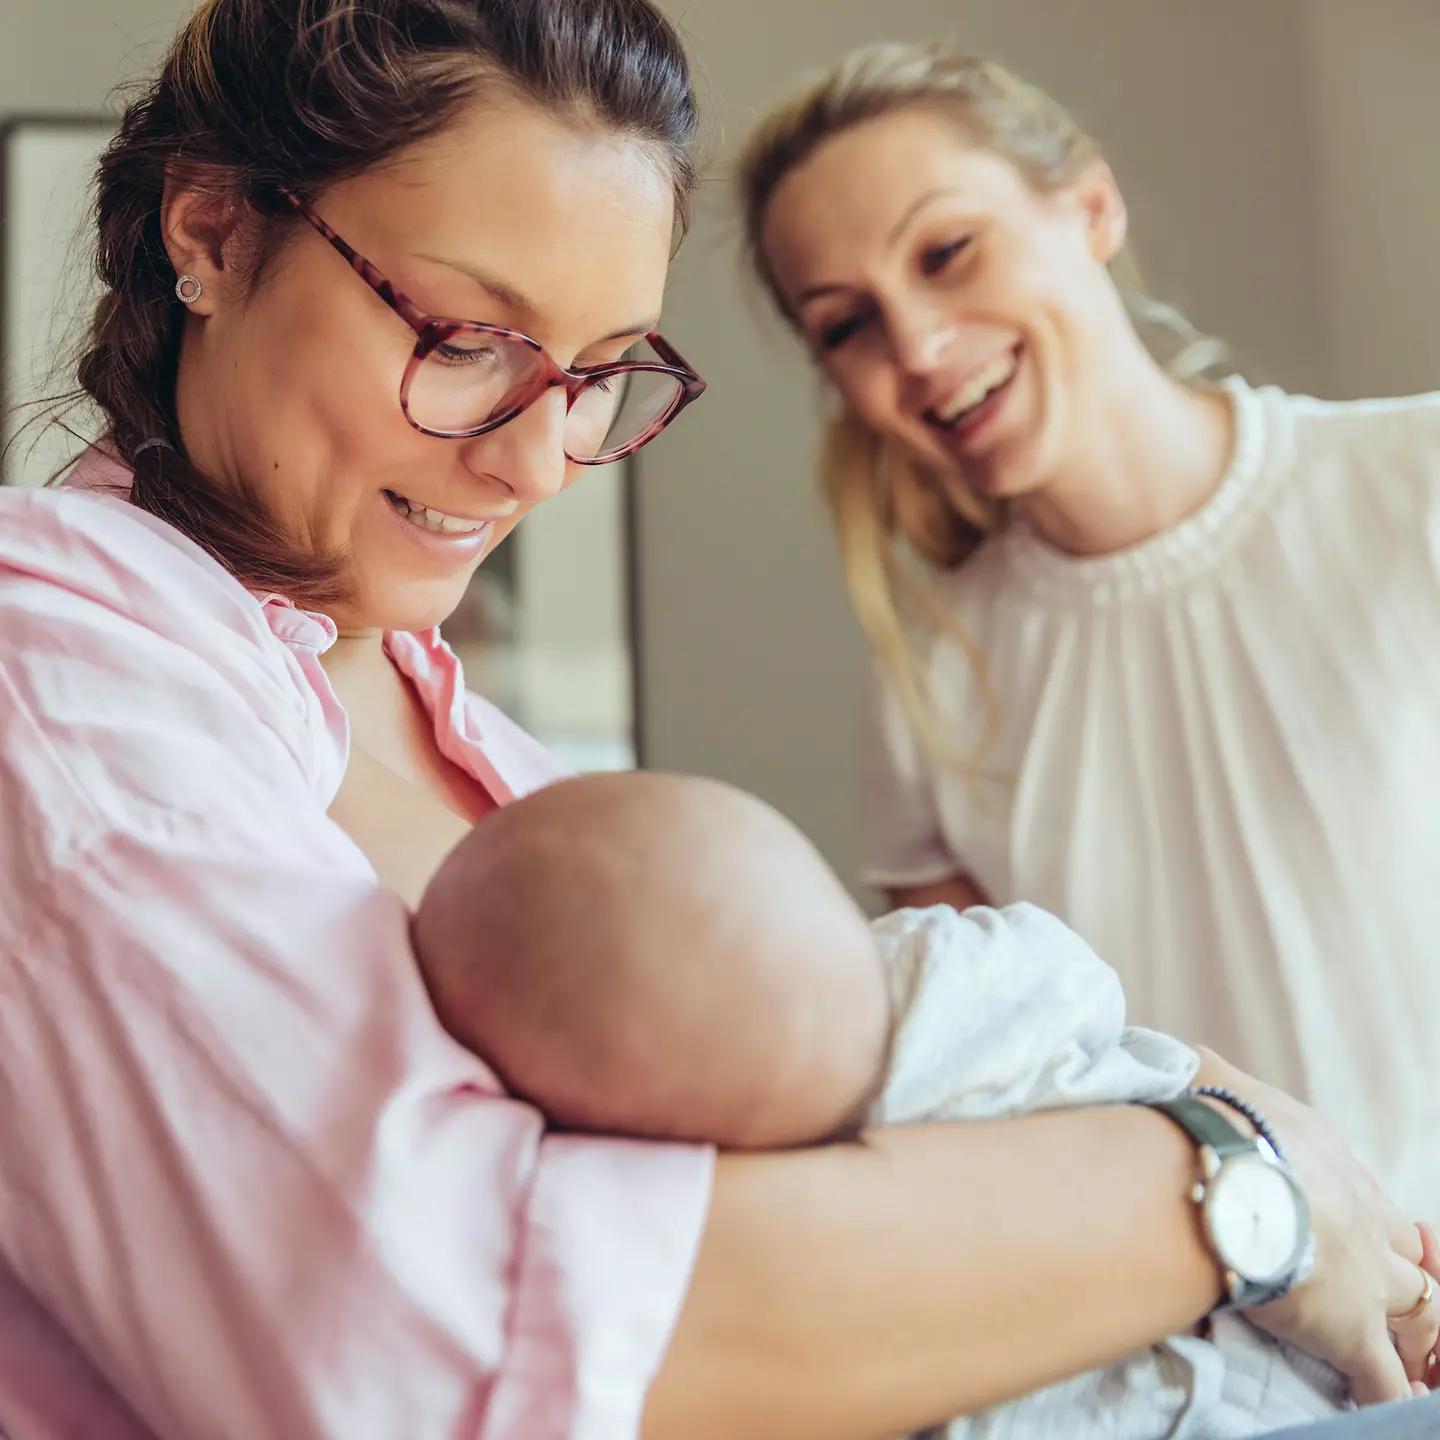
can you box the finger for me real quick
[1385,1256,1440,1382]
[1419,1221,1440,1279]
[1386,1252,1433,1314]
[1387,1213,1425,1264]
[1350,1330,1414,1407]
[1351,1340,1413,1406]
[1391,1306,1440,1384]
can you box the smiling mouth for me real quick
[925,347,1021,431]
[384,489,494,536]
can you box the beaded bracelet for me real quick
[1184,1085,1287,1163]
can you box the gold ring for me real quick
[1390,1269,1434,1323]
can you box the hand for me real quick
[1194,1049,1439,1406]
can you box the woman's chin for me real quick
[956,431,1048,505]
[972,466,1037,503]
[353,572,475,636]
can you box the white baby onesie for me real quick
[870,903,1346,1440]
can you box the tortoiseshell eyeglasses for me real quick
[284,192,706,465]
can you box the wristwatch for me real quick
[1147,1096,1313,1311]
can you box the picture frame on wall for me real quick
[1,114,115,489]
[0,111,641,770]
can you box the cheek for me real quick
[832,359,897,430]
[233,285,426,528]
[1005,234,1105,349]
[242,282,412,461]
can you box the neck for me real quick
[319,627,388,683]
[1017,347,1234,558]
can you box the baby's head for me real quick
[413,772,889,1148]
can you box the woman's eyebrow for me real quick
[416,253,537,318]
[794,188,966,310]
[416,253,658,341]
[599,315,662,342]
[883,187,962,248]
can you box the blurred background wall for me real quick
[5,0,1439,893]
[639,0,1440,900]
[0,1,184,111]
[1303,0,1440,399]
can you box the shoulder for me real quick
[1272,383,1440,437]
[0,483,276,650]
[872,901,1119,1024]
[1257,383,1440,492]
[0,484,308,721]
[1235,385,1440,581]
[0,485,323,867]
[872,900,1094,962]
[0,483,305,742]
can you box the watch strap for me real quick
[1186,1085,1286,1161]
[1149,1096,1253,1159]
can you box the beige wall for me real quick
[641,0,1330,897]
[1302,0,1440,398]
[1,1,199,481]
[0,1,186,114]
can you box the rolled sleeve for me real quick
[483,1135,711,1439]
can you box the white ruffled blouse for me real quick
[864,378,1440,1214]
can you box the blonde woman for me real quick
[739,41,1440,1216]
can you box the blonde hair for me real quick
[737,41,1226,768]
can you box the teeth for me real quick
[386,491,489,535]
[934,352,1018,425]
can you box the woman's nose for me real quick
[458,387,572,508]
[887,303,956,377]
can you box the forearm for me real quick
[1192,1044,1239,1091]
[645,1104,1221,1440]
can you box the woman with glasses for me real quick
[0,4,1435,1439]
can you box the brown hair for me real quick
[737,42,1225,770]
[68,0,698,605]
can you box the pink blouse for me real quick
[0,451,712,1439]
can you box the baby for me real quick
[413,772,1345,1440]
[414,769,889,1148]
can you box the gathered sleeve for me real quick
[859,659,964,891]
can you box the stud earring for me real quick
[175,274,204,305]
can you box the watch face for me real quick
[1206,1152,1305,1282]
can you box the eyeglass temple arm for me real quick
[282,191,432,337]
[646,331,706,396]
